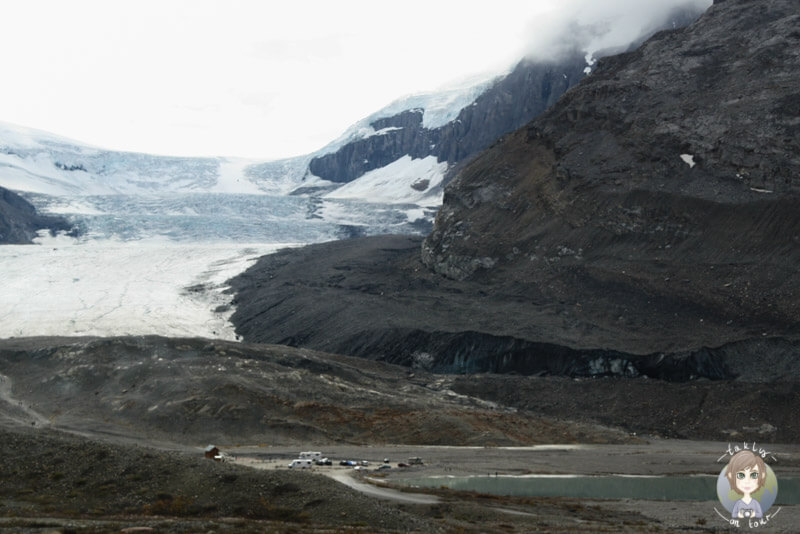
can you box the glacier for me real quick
[0,188,438,340]
[0,118,455,340]
[0,232,282,339]
[0,65,498,341]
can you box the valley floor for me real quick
[188,440,800,532]
[0,332,796,532]
[3,428,799,533]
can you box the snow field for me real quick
[323,155,447,207]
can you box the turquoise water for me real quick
[398,475,800,504]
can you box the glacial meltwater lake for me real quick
[397,475,800,503]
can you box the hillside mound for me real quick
[2,335,799,444]
[0,336,631,446]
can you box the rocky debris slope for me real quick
[3,334,799,446]
[420,0,800,352]
[230,235,800,380]
[450,373,800,442]
[225,234,800,443]
[0,186,73,243]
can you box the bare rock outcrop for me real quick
[0,186,73,243]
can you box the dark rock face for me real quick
[308,54,590,184]
[0,186,73,244]
[421,0,800,346]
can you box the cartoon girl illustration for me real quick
[725,450,767,519]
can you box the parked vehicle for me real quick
[315,457,332,465]
[377,464,391,470]
[288,459,313,469]
[299,451,322,462]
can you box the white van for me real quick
[288,459,313,469]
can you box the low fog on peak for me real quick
[522,0,713,62]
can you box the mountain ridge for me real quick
[306,53,589,186]
[304,4,708,190]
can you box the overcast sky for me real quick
[0,0,710,159]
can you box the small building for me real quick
[204,445,220,460]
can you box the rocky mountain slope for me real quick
[305,54,589,186]
[420,0,800,347]
[230,0,799,372]
[0,185,73,243]
[229,235,800,380]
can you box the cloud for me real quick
[522,0,713,61]
[0,0,715,159]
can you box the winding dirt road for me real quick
[235,457,439,504]
[325,470,439,504]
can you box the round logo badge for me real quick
[717,450,778,521]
